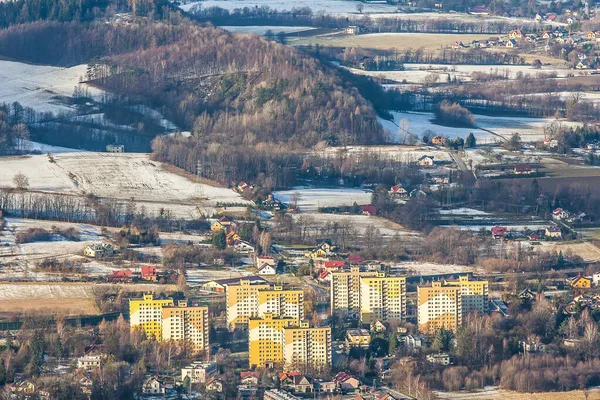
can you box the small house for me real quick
[210,216,237,233]
[360,205,376,215]
[334,372,361,392]
[234,240,255,255]
[206,377,224,392]
[426,353,451,365]
[84,243,115,258]
[491,226,508,239]
[552,208,569,221]
[106,144,124,153]
[181,361,218,384]
[107,269,133,282]
[142,377,164,395]
[545,226,562,239]
[514,164,532,175]
[258,264,277,275]
[417,155,434,167]
[77,354,103,370]
[509,29,523,39]
[141,265,157,281]
[345,328,371,350]
[431,136,447,145]
[389,185,408,198]
[570,276,592,289]
[256,255,276,270]
[240,371,259,386]
[506,39,517,48]
[344,26,360,35]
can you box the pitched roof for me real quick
[141,266,156,276]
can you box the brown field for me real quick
[0,282,178,316]
[293,32,492,51]
[539,241,600,262]
[439,388,600,400]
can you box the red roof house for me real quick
[141,266,157,281]
[360,205,376,216]
[491,226,508,239]
[108,269,132,281]
[347,254,364,264]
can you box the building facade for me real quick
[129,294,174,340]
[359,274,406,324]
[162,300,210,353]
[417,282,462,335]
[248,314,296,368]
[330,267,378,318]
[258,286,304,321]
[129,294,209,352]
[283,322,331,370]
[226,279,271,330]
[444,275,489,316]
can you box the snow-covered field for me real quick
[219,25,316,35]
[180,0,398,14]
[316,145,453,163]
[439,207,490,216]
[380,111,579,143]
[0,152,249,218]
[349,64,572,85]
[273,187,372,211]
[290,212,418,237]
[392,261,482,276]
[0,60,102,114]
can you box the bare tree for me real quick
[12,173,29,191]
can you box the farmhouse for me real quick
[417,155,434,167]
[233,240,255,255]
[240,371,259,386]
[84,243,116,258]
[344,26,361,35]
[389,185,408,198]
[509,29,523,39]
[334,372,361,392]
[305,239,336,259]
[506,39,518,48]
[142,377,164,395]
[491,226,508,239]
[108,269,133,282]
[552,208,569,221]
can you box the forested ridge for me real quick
[0,0,385,148]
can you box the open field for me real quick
[273,187,373,211]
[291,212,417,237]
[348,63,573,85]
[0,152,249,219]
[180,0,399,14]
[316,144,453,163]
[0,60,102,114]
[219,25,316,35]
[436,387,600,400]
[295,32,493,51]
[537,241,600,262]
[0,282,177,315]
[393,261,482,276]
[380,111,580,143]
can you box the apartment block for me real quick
[417,282,462,335]
[226,280,304,330]
[444,275,489,316]
[226,279,271,330]
[129,294,209,353]
[330,267,378,318]
[162,300,209,353]
[249,314,331,370]
[248,314,297,368]
[258,286,304,321]
[283,323,331,370]
[359,274,406,324]
[129,294,174,340]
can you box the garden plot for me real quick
[291,212,418,237]
[0,152,249,219]
[273,187,372,211]
[0,60,102,114]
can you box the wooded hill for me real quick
[0,0,385,148]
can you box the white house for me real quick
[593,271,600,287]
[234,240,255,255]
[142,377,164,395]
[77,354,103,370]
[258,264,277,275]
[181,361,217,384]
[417,155,434,167]
[84,243,116,258]
[427,353,451,365]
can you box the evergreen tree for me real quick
[212,231,226,250]
[465,132,477,148]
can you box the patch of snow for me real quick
[219,25,316,35]
[273,187,372,211]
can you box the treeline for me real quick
[151,135,424,190]
[188,5,542,34]
[0,103,30,155]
